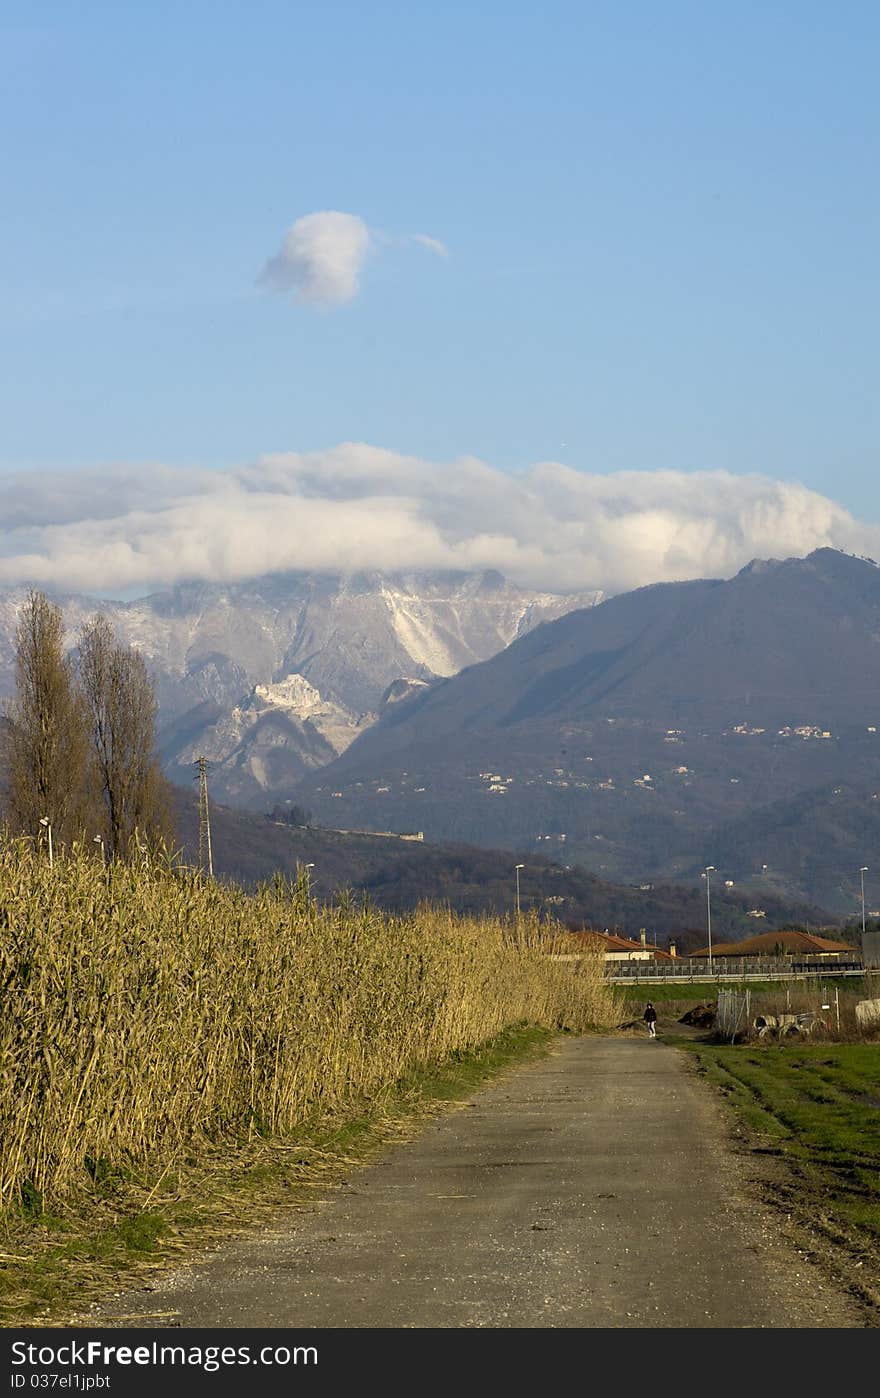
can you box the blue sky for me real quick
[0,1,878,593]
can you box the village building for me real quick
[572,929,675,962]
[685,929,856,960]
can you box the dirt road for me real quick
[93,1037,870,1328]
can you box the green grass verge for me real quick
[0,1023,557,1327]
[680,1040,880,1255]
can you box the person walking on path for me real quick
[643,1002,657,1038]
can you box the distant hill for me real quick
[170,788,833,946]
[295,549,880,914]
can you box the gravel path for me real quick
[93,1036,869,1328]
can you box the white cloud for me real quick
[0,447,877,597]
[412,233,449,257]
[259,213,449,306]
[259,212,371,306]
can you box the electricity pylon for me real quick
[195,756,214,877]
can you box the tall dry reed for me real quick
[0,841,620,1212]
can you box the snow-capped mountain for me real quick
[0,570,602,806]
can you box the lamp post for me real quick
[515,864,524,917]
[304,862,314,896]
[93,834,105,864]
[860,866,868,938]
[704,865,715,975]
[39,817,52,868]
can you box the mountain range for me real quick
[5,548,880,917]
[295,548,880,914]
[0,571,600,807]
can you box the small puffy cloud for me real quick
[1,448,879,599]
[259,213,449,307]
[259,211,371,306]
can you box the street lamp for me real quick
[515,864,525,917]
[703,866,715,975]
[860,866,868,938]
[304,862,315,894]
[93,834,105,863]
[39,817,52,868]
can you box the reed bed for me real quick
[0,842,621,1214]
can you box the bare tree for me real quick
[77,613,175,859]
[1,590,96,847]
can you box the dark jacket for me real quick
[643,1004,657,1023]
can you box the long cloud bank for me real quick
[0,446,877,597]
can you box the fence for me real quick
[716,987,751,1042]
[605,956,863,983]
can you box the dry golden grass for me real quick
[0,840,622,1216]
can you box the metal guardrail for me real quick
[605,959,864,984]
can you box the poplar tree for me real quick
[77,613,175,859]
[1,590,96,846]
